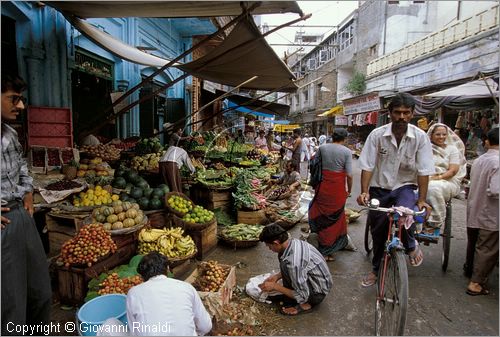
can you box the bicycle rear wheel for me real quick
[375,250,409,336]
[364,217,373,255]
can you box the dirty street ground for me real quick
[51,158,499,335]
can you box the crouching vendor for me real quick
[258,223,332,316]
[267,160,301,207]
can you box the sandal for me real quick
[324,255,335,262]
[361,272,377,287]
[280,304,313,316]
[466,282,490,296]
[408,245,424,267]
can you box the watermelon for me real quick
[130,187,143,199]
[126,170,139,184]
[143,187,154,198]
[151,188,165,199]
[112,177,127,189]
[149,197,162,210]
[138,197,150,210]
[136,178,150,190]
[158,184,170,194]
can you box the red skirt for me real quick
[308,170,348,252]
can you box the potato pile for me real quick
[80,144,121,161]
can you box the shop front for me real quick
[342,92,381,145]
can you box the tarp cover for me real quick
[47,1,303,18]
[178,16,297,92]
[68,16,179,68]
[424,78,499,98]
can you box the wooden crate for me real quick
[57,242,136,306]
[144,209,167,228]
[48,231,74,258]
[237,209,266,225]
[186,221,218,260]
[46,212,85,232]
[191,185,232,211]
[185,263,236,306]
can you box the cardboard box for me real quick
[185,263,236,306]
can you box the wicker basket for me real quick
[171,214,216,231]
[218,235,260,249]
[165,192,194,218]
[168,248,198,268]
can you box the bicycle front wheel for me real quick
[375,250,409,336]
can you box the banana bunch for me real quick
[138,227,197,258]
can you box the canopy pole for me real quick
[80,2,261,138]
[479,72,499,108]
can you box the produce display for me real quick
[58,223,117,267]
[245,149,262,161]
[91,201,144,230]
[73,185,118,207]
[80,144,121,161]
[181,205,215,224]
[232,169,269,210]
[166,194,193,216]
[130,152,164,171]
[138,227,197,258]
[76,158,113,178]
[220,224,263,241]
[112,167,168,210]
[45,180,82,191]
[195,167,238,189]
[238,159,261,167]
[134,137,163,155]
[97,273,143,295]
[192,260,231,292]
[85,255,145,302]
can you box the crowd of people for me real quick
[1,72,497,335]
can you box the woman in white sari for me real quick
[426,123,467,231]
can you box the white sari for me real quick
[426,123,467,227]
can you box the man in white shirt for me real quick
[159,146,196,192]
[127,252,212,336]
[356,93,434,287]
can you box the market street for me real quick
[207,157,499,336]
[50,157,499,336]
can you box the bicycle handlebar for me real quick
[361,199,426,216]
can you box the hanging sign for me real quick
[342,93,381,115]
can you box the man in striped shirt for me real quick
[1,74,52,335]
[259,223,332,315]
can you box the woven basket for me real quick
[168,248,198,268]
[218,235,260,249]
[171,214,216,231]
[165,192,194,218]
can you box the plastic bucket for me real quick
[77,294,127,336]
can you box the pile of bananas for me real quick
[138,227,197,258]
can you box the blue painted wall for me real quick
[1,1,216,138]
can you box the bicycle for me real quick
[362,199,426,336]
[364,200,453,272]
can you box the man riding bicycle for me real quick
[356,92,434,287]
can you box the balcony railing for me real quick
[367,4,499,76]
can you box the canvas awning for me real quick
[225,100,275,118]
[56,10,298,92]
[424,78,499,98]
[47,1,303,18]
[317,105,343,117]
[178,16,297,92]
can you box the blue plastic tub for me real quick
[77,294,127,336]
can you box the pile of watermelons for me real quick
[112,166,169,210]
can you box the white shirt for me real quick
[160,146,196,173]
[126,275,212,336]
[359,123,435,190]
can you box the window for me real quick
[319,49,328,63]
[388,1,400,4]
[413,1,425,3]
[308,58,316,70]
[303,89,309,102]
[369,44,377,56]
[317,83,323,101]
[294,94,299,106]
